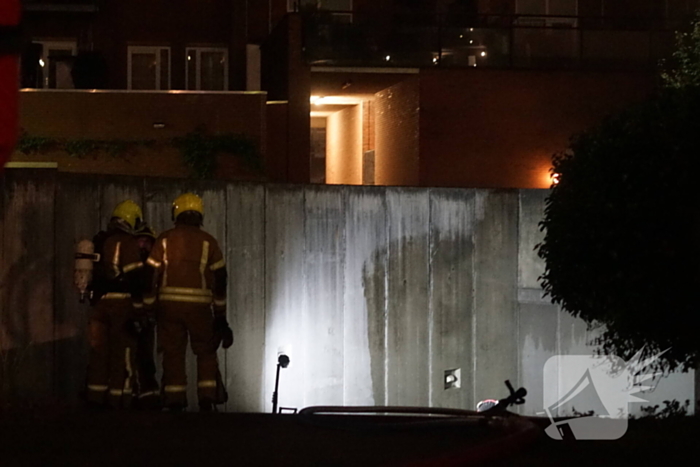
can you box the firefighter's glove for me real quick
[213,316,234,349]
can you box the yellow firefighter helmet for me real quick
[172,193,204,220]
[111,200,143,229]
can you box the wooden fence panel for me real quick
[473,190,519,404]
[429,188,476,409]
[263,185,305,413]
[343,187,387,406]
[53,174,101,401]
[302,185,345,407]
[386,188,430,406]
[0,169,56,402]
[225,183,266,412]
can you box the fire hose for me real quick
[296,380,527,432]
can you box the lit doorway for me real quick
[310,95,367,185]
[310,118,327,184]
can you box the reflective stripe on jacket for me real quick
[145,224,226,307]
[97,230,145,305]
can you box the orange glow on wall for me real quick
[535,168,557,189]
[326,104,363,185]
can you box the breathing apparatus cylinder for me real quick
[74,239,100,303]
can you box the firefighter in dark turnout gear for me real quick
[132,224,160,409]
[144,193,232,412]
[85,200,149,409]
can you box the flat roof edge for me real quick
[311,66,420,74]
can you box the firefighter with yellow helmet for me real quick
[85,199,150,409]
[144,193,233,412]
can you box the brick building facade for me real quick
[13,0,700,187]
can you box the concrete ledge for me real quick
[4,162,58,169]
[20,89,267,95]
[24,4,99,13]
[311,66,420,74]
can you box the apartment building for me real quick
[15,0,700,186]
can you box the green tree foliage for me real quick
[537,25,700,372]
[661,10,700,89]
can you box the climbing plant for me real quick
[171,127,261,179]
[15,127,261,179]
[16,130,152,159]
[15,132,53,154]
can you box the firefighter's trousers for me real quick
[135,325,160,408]
[157,301,226,408]
[85,297,139,408]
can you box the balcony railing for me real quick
[300,11,693,71]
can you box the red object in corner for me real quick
[0,0,21,171]
[403,416,542,467]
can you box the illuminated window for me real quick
[127,46,171,90]
[186,48,228,91]
[30,41,76,89]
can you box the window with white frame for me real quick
[33,41,77,89]
[186,48,228,91]
[127,46,170,90]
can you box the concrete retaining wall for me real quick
[0,169,694,414]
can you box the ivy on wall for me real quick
[16,130,154,159]
[15,128,262,179]
[171,126,262,179]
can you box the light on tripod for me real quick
[272,354,291,413]
[279,354,290,368]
